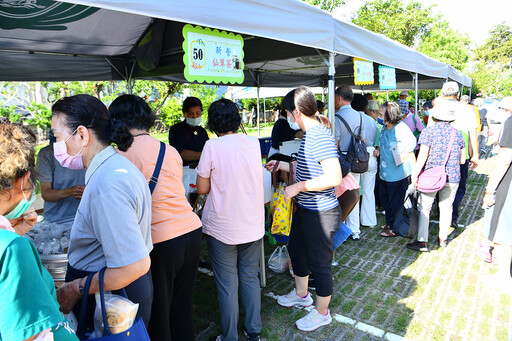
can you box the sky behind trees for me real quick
[334,0,512,46]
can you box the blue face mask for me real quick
[5,177,36,220]
[377,117,385,125]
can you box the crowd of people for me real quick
[0,81,510,340]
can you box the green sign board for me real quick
[182,24,244,84]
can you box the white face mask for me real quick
[287,116,300,130]
[186,117,202,126]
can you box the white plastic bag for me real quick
[64,311,78,332]
[268,245,290,273]
[94,292,139,335]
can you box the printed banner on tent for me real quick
[353,58,374,85]
[183,24,244,84]
[379,66,397,90]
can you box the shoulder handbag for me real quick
[417,128,456,193]
[149,141,166,194]
[76,268,150,340]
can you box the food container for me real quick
[40,253,68,286]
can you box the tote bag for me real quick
[77,268,150,341]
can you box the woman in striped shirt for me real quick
[265,87,342,332]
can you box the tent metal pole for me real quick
[257,87,260,136]
[386,91,389,101]
[469,88,472,98]
[414,73,418,114]
[328,52,336,135]
[263,98,266,127]
[126,62,136,95]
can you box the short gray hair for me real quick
[367,100,380,112]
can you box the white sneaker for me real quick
[276,289,313,308]
[295,308,332,331]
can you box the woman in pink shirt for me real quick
[196,99,264,341]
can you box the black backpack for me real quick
[336,113,370,175]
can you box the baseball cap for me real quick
[441,81,459,95]
[400,91,408,96]
[460,95,470,103]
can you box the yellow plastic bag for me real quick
[270,184,293,236]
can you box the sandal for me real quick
[380,224,390,230]
[380,229,398,238]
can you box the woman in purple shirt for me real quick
[408,100,465,252]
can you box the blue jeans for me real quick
[207,236,262,341]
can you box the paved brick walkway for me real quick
[194,147,511,341]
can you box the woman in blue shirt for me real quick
[265,87,342,332]
[379,102,417,237]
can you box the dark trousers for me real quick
[452,160,469,224]
[379,176,410,229]
[148,227,202,341]
[288,204,341,297]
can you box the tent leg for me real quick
[469,88,472,98]
[127,79,134,94]
[257,87,260,136]
[327,52,336,135]
[386,90,389,101]
[414,73,418,114]
[263,99,266,127]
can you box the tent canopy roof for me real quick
[0,0,471,88]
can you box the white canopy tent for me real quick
[0,0,472,129]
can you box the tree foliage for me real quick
[352,0,436,47]
[0,106,20,123]
[25,102,52,129]
[471,23,512,97]
[417,22,470,72]
[302,0,345,11]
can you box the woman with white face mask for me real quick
[268,99,303,158]
[0,122,78,341]
[51,95,154,333]
[168,96,209,166]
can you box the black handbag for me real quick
[76,268,150,340]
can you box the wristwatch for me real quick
[78,277,85,297]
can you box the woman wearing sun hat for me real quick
[407,99,465,252]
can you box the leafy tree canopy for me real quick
[417,22,470,72]
[303,0,345,12]
[470,23,512,97]
[474,22,512,66]
[352,0,436,47]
